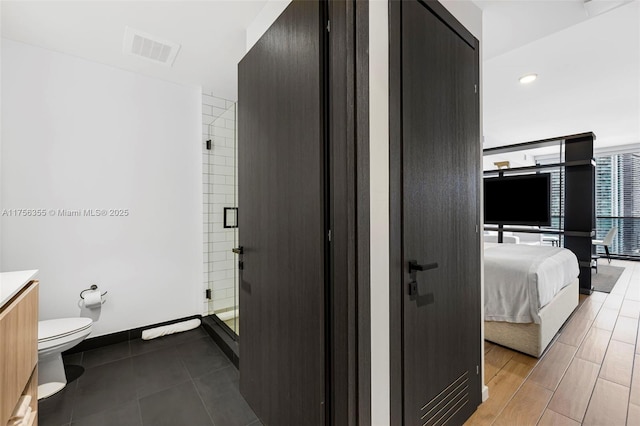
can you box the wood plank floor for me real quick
[465,259,640,425]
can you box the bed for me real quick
[484,243,580,357]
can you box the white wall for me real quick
[0,7,5,272]
[440,0,483,40]
[245,0,291,52]
[1,39,202,337]
[369,1,484,424]
[0,40,3,273]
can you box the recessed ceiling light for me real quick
[519,73,538,84]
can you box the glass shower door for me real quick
[206,101,239,336]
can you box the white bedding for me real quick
[484,243,579,324]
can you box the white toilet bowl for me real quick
[38,317,93,399]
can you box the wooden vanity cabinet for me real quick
[0,280,39,426]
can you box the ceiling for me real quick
[474,0,627,60]
[1,0,638,151]
[475,0,639,152]
[0,0,268,101]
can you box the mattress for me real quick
[484,244,579,324]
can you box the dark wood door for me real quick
[400,1,481,424]
[237,1,326,424]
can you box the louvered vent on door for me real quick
[420,371,469,426]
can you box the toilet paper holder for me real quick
[79,284,108,299]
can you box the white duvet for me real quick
[484,243,579,324]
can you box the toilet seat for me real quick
[38,317,93,343]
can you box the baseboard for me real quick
[482,385,489,402]
[63,314,203,355]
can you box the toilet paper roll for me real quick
[83,289,103,308]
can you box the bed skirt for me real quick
[484,279,579,357]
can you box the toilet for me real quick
[38,317,93,399]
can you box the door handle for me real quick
[232,247,244,270]
[408,260,438,298]
[408,261,438,273]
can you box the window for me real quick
[595,151,640,258]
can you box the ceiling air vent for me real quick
[123,27,181,67]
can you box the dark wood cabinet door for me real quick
[238,1,326,424]
[400,1,481,424]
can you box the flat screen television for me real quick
[484,173,551,226]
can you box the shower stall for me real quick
[203,98,239,337]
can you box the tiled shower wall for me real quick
[202,91,238,316]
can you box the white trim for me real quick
[594,142,640,157]
[370,1,390,424]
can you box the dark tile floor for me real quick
[39,327,261,426]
